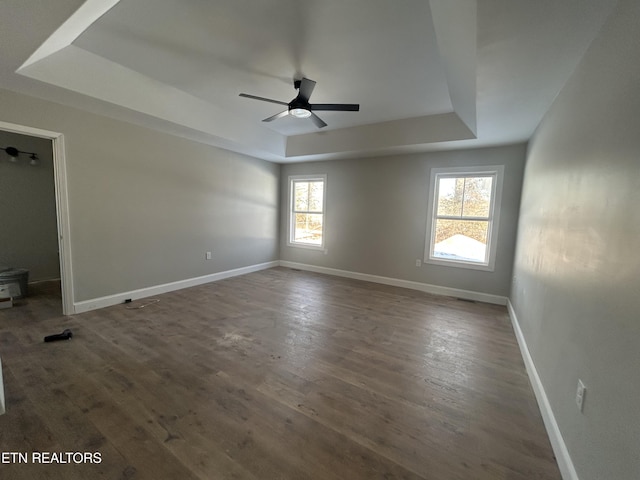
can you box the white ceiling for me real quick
[0,0,617,162]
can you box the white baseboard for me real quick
[0,355,5,415]
[506,300,578,480]
[73,261,279,314]
[279,261,508,305]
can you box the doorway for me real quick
[0,121,73,315]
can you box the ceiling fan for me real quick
[239,77,359,128]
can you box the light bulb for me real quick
[290,108,311,119]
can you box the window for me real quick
[424,166,504,270]
[288,174,326,249]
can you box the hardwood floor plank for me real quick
[0,268,561,479]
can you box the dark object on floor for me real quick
[44,329,73,343]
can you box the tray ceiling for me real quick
[0,0,617,162]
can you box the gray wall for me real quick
[510,1,640,479]
[0,89,280,302]
[280,144,526,297]
[0,130,59,282]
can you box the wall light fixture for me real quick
[1,146,39,166]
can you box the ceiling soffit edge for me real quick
[429,0,477,135]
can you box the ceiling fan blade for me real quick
[239,93,288,106]
[297,78,316,103]
[309,112,327,128]
[262,110,290,122]
[310,103,360,111]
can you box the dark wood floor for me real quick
[0,267,560,479]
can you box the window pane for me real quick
[294,213,323,244]
[436,177,464,216]
[433,219,488,263]
[461,177,493,218]
[294,182,309,210]
[308,181,324,212]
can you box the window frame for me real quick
[287,174,327,250]
[423,165,504,271]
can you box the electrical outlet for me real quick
[576,379,586,412]
[206,251,212,260]
[415,259,421,267]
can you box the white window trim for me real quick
[287,174,327,250]
[423,165,504,272]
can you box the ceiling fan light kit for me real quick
[290,108,312,119]
[239,77,359,128]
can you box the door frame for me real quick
[0,121,74,315]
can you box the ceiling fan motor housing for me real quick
[289,98,309,111]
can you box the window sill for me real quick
[424,257,495,272]
[287,242,325,251]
